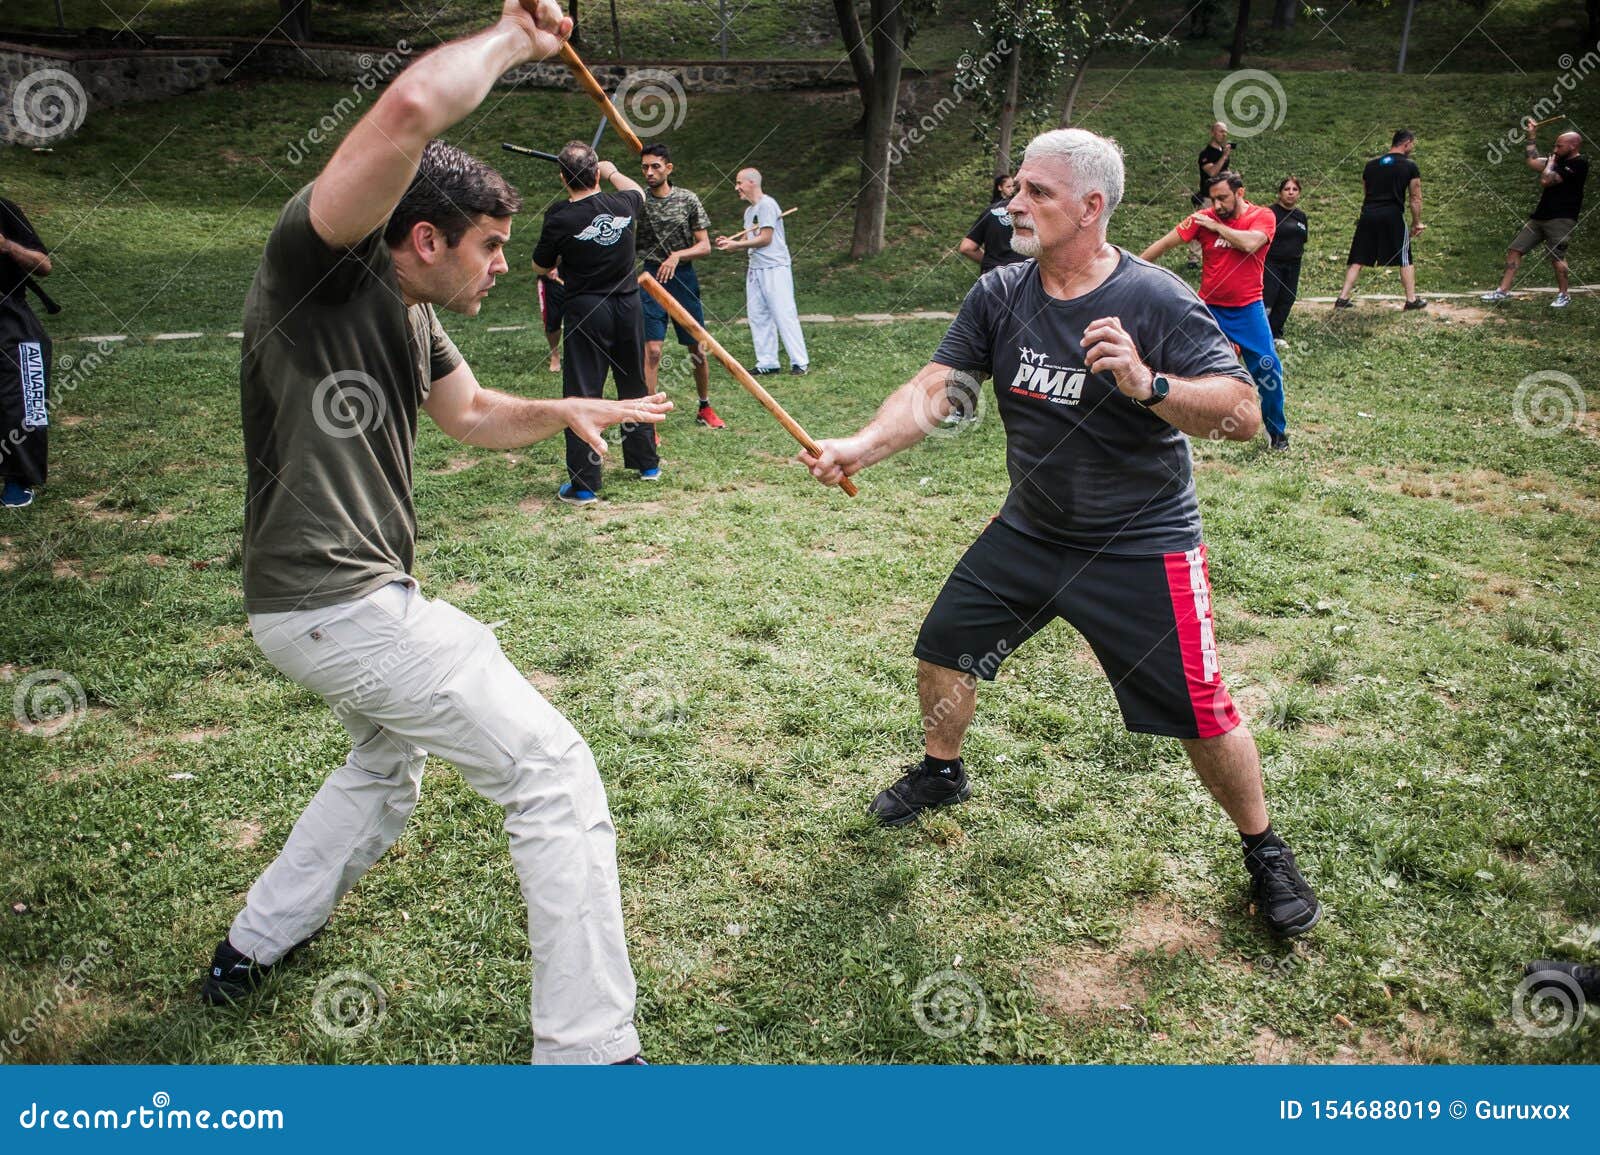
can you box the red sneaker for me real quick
[696,402,726,429]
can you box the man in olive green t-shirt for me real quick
[206,0,668,1066]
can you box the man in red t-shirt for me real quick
[1142,172,1288,450]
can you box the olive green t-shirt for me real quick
[240,185,463,614]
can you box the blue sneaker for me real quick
[2,480,35,508]
[558,482,598,506]
[638,467,662,481]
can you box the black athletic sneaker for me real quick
[1524,960,1600,1000]
[1333,297,1354,309]
[1268,432,1290,451]
[1402,298,1427,311]
[868,761,971,827]
[200,925,325,1005]
[1246,843,1323,936]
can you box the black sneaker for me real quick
[753,367,782,376]
[790,365,809,376]
[1524,960,1600,1000]
[868,760,971,827]
[1333,297,1354,309]
[200,925,325,1005]
[1268,432,1290,451]
[1246,843,1323,936]
[1402,297,1427,311]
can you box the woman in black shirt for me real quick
[1262,177,1308,343]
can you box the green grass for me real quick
[1,59,1598,1066]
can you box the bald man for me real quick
[715,168,808,375]
[1482,126,1586,308]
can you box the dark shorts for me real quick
[1347,208,1411,267]
[1510,216,1575,260]
[537,275,566,333]
[914,519,1241,739]
[641,260,704,346]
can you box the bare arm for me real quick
[715,226,772,252]
[308,1,572,249]
[1539,157,1563,187]
[1408,177,1424,231]
[1207,221,1270,253]
[598,160,644,198]
[1201,144,1232,177]
[1140,228,1186,262]
[0,235,51,276]
[799,362,971,485]
[1080,316,1260,442]
[424,361,671,452]
[958,238,984,265]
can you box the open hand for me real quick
[565,393,672,457]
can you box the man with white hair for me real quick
[800,128,1322,938]
[715,168,809,375]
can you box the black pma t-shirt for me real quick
[532,188,644,297]
[932,253,1252,555]
[965,199,1024,273]
[1267,204,1308,263]
[1197,144,1226,194]
[1532,154,1588,220]
[0,198,48,347]
[1361,153,1420,213]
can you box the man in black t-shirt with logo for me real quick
[800,128,1323,940]
[1483,127,1586,309]
[0,196,54,509]
[959,174,1025,273]
[1336,130,1425,310]
[533,141,659,504]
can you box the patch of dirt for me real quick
[145,554,170,568]
[0,538,13,572]
[60,414,88,427]
[52,558,85,580]
[1028,902,1220,1023]
[223,819,262,850]
[623,547,670,569]
[69,495,175,525]
[526,670,563,697]
[1355,464,1599,520]
[175,727,229,744]
[1251,1025,1308,1063]
[1422,300,1501,325]
[430,454,481,475]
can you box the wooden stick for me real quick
[559,41,643,154]
[637,272,857,498]
[1528,114,1571,129]
[501,142,560,163]
[726,206,797,243]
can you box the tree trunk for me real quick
[279,0,311,42]
[1588,0,1599,46]
[1228,0,1251,68]
[1061,0,1135,127]
[1396,0,1415,73]
[608,0,623,58]
[570,0,582,48]
[995,40,1021,175]
[1270,0,1296,30]
[849,0,905,258]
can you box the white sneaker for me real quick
[1480,289,1510,302]
[1274,337,1288,350]
[1551,293,1571,308]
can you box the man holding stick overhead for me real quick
[636,143,725,427]
[210,0,668,1066]
[1482,124,1586,308]
[716,168,809,375]
[800,129,1323,939]
[533,141,659,502]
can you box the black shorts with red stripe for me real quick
[914,518,1240,739]
[537,274,567,334]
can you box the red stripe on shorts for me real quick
[537,279,550,328]
[1162,544,1240,738]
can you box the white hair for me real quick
[1022,128,1125,223]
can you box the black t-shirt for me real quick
[1266,204,1308,263]
[1360,153,1420,213]
[965,199,1025,273]
[1197,144,1226,193]
[932,253,1252,555]
[1532,154,1588,221]
[0,198,47,347]
[532,188,644,297]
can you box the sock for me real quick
[1241,826,1285,857]
[699,398,711,407]
[922,754,963,778]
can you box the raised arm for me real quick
[424,360,670,452]
[1140,227,1186,262]
[598,159,644,198]
[309,1,572,248]
[0,233,51,277]
[1081,316,1259,442]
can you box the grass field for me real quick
[1,45,1598,1064]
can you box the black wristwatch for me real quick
[1136,373,1171,408]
